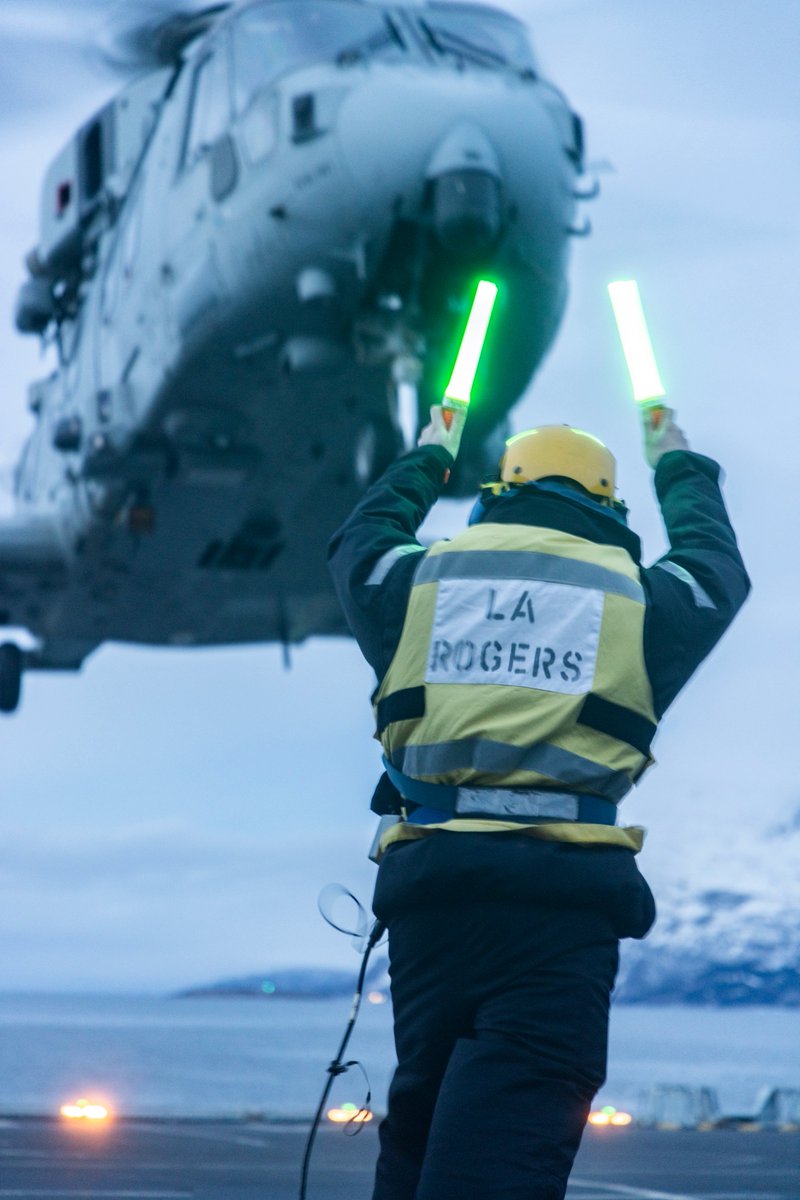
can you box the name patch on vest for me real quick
[425,578,602,694]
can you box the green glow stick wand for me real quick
[442,279,499,428]
[607,280,666,425]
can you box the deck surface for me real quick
[0,1118,797,1199]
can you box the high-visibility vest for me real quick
[374,522,658,805]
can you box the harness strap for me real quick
[382,759,617,826]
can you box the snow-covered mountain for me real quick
[616,813,800,1005]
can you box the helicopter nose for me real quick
[425,122,505,258]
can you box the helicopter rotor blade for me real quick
[96,1,230,73]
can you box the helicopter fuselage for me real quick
[3,0,589,707]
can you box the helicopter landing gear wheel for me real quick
[0,643,23,714]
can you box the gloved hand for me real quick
[417,404,466,460]
[642,405,690,468]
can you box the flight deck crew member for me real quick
[327,404,750,1200]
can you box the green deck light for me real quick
[607,280,666,406]
[443,279,499,418]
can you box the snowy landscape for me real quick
[617,810,800,1005]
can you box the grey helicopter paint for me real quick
[2,0,594,713]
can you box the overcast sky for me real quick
[0,0,798,991]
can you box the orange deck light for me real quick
[60,1097,111,1122]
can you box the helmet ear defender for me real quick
[467,481,511,526]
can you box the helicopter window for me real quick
[232,2,406,113]
[418,7,537,74]
[183,48,232,170]
[82,120,105,201]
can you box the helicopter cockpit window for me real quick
[232,1,406,114]
[183,48,232,170]
[419,6,537,75]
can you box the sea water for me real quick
[0,994,797,1120]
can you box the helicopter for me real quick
[1,0,595,713]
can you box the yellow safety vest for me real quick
[373,522,657,853]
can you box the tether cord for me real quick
[298,919,387,1200]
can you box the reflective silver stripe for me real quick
[453,787,581,820]
[415,550,644,603]
[366,543,425,586]
[656,559,716,610]
[397,739,632,803]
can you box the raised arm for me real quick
[640,408,751,717]
[327,407,465,678]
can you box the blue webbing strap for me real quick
[383,757,459,809]
[382,758,617,826]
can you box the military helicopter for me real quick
[2,0,596,713]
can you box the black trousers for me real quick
[371,898,619,1200]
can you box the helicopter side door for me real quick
[164,35,234,376]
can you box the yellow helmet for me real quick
[499,426,616,501]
